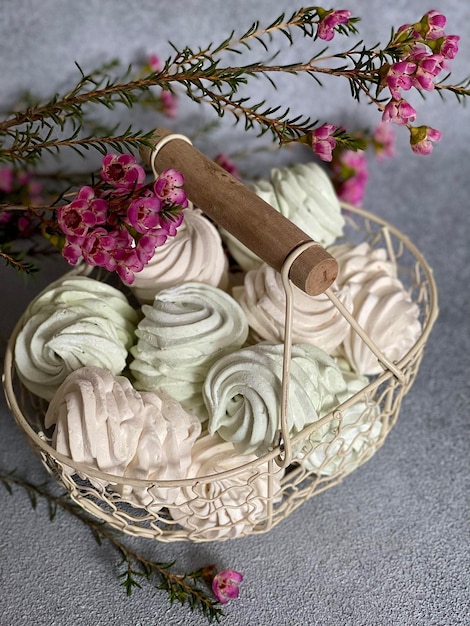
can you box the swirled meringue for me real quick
[232,263,352,354]
[222,162,344,271]
[169,432,284,540]
[131,208,229,303]
[130,282,249,420]
[204,341,348,456]
[45,366,201,509]
[341,275,421,375]
[329,243,421,375]
[14,276,138,401]
[295,362,382,475]
[327,242,397,286]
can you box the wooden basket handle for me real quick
[140,128,338,296]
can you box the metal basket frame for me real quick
[2,202,438,543]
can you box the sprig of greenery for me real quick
[0,10,325,136]
[0,11,317,164]
[1,126,156,165]
[435,75,470,103]
[0,8,387,165]
[192,86,366,151]
[0,243,41,274]
[0,8,467,167]
[0,470,225,623]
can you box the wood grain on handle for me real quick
[140,128,338,296]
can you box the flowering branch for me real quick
[0,469,226,623]
[0,8,466,169]
[0,7,467,278]
[0,127,157,163]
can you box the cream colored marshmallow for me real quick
[131,208,229,303]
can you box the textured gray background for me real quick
[0,2,469,625]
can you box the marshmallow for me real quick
[131,208,229,303]
[45,366,201,510]
[14,276,138,401]
[130,282,249,420]
[204,341,348,456]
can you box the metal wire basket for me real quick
[2,133,438,543]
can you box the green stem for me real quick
[0,470,224,623]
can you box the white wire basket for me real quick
[2,196,438,543]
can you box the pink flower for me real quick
[337,149,367,172]
[382,98,417,126]
[84,227,133,272]
[317,9,352,41]
[438,35,460,60]
[161,90,178,118]
[385,61,416,99]
[115,258,138,284]
[396,23,417,38]
[80,227,119,271]
[27,179,43,204]
[58,154,187,282]
[136,231,168,263]
[62,236,84,265]
[17,214,33,233]
[62,239,82,265]
[331,149,369,205]
[0,210,12,224]
[0,167,14,193]
[127,192,163,234]
[411,54,444,91]
[409,125,442,155]
[154,168,187,205]
[310,124,337,162]
[58,187,108,239]
[101,153,146,190]
[214,153,241,180]
[114,230,170,284]
[373,123,396,161]
[74,185,107,208]
[422,10,446,40]
[114,247,145,285]
[212,570,243,604]
[154,168,184,192]
[337,170,368,205]
[149,54,163,72]
[159,210,185,237]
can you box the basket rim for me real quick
[2,202,439,488]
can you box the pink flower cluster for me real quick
[57,153,187,284]
[327,123,395,205]
[382,10,459,154]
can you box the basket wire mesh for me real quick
[2,198,438,542]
